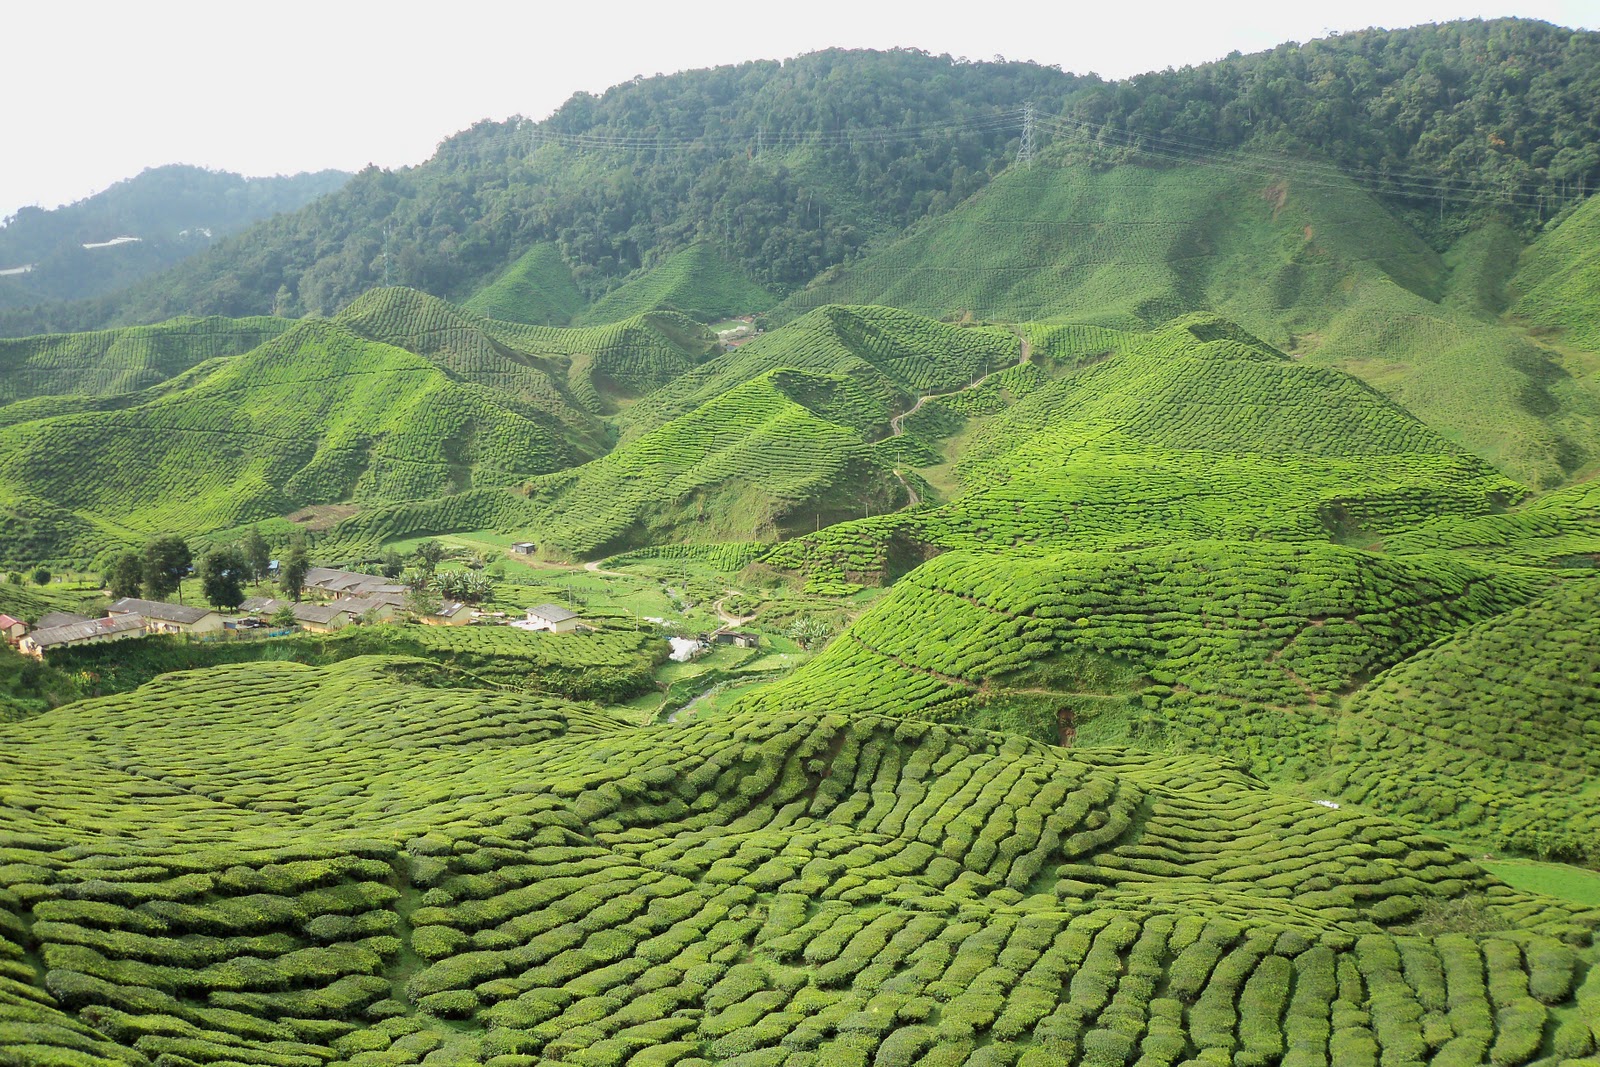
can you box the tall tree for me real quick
[142,536,191,602]
[198,547,249,611]
[414,539,446,575]
[380,547,404,579]
[241,526,271,586]
[281,534,310,602]
[106,552,143,600]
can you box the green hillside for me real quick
[1510,192,1600,352]
[781,163,1600,488]
[0,314,291,403]
[769,314,1524,585]
[331,286,716,416]
[621,304,1022,440]
[462,242,586,326]
[1385,477,1600,567]
[0,318,600,567]
[1,655,1595,1065]
[574,241,779,325]
[7,22,1600,1064]
[521,370,908,558]
[742,541,1537,768]
[1323,575,1600,862]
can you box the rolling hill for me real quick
[0,314,292,404]
[461,242,586,327]
[741,540,1538,769]
[1323,574,1600,862]
[1510,190,1600,353]
[4,20,1600,1066]
[768,313,1525,586]
[0,289,725,566]
[572,241,779,326]
[521,370,910,557]
[780,162,1600,489]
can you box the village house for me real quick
[290,602,354,634]
[522,604,581,633]
[239,595,285,616]
[107,598,224,635]
[337,595,401,623]
[35,611,91,630]
[240,596,394,631]
[18,614,146,658]
[302,567,406,600]
[0,614,27,644]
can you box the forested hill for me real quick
[0,165,350,310]
[3,18,1598,337]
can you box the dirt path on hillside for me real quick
[889,335,1032,438]
[888,334,1033,510]
[712,590,757,626]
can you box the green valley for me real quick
[3,16,1600,1067]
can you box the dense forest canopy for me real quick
[1,18,1596,336]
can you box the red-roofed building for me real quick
[0,614,26,644]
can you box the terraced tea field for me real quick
[766,315,1525,586]
[521,371,909,557]
[620,304,1021,442]
[2,656,1596,1065]
[463,243,588,328]
[740,541,1540,768]
[0,315,291,403]
[775,160,1600,489]
[1323,574,1600,863]
[573,242,778,327]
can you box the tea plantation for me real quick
[776,162,1600,489]
[0,316,292,404]
[766,314,1524,586]
[572,243,779,327]
[738,541,1540,769]
[520,371,909,557]
[463,244,588,329]
[1323,575,1600,863]
[2,656,1597,1066]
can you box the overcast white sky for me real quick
[3,0,1597,221]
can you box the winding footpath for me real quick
[888,334,1033,510]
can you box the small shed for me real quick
[713,630,760,649]
[524,604,581,633]
[422,600,472,626]
[510,542,537,556]
[0,614,27,644]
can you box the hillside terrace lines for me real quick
[887,333,1033,440]
[2,659,1598,1062]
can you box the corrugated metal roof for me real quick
[27,614,145,648]
[108,597,214,626]
[528,603,580,623]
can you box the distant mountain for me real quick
[4,19,1598,341]
[0,164,349,309]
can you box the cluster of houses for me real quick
[7,597,227,657]
[1,566,604,659]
